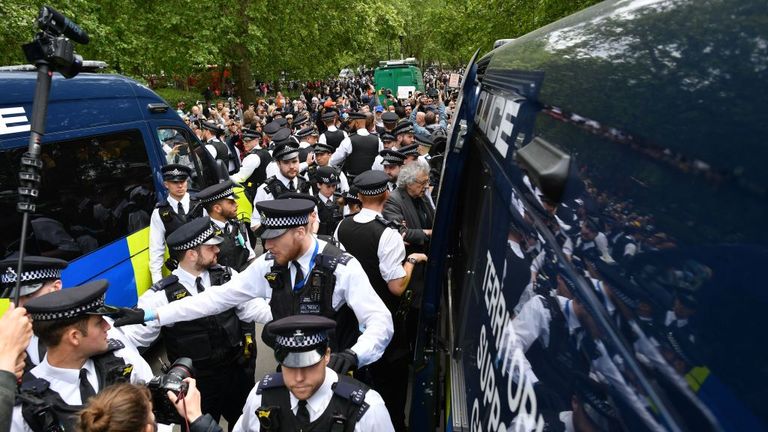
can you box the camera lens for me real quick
[167,357,195,381]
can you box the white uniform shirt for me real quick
[154,237,393,367]
[121,267,272,348]
[12,335,160,431]
[211,218,256,261]
[232,368,394,432]
[230,152,262,184]
[149,193,191,283]
[334,208,406,282]
[329,129,383,168]
[318,125,348,145]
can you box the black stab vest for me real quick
[343,134,379,177]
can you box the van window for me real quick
[0,130,155,259]
[156,127,217,190]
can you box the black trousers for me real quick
[196,364,254,430]
[367,354,410,431]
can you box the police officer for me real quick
[197,180,255,271]
[330,111,382,181]
[115,198,393,376]
[11,280,156,432]
[149,163,203,283]
[342,186,363,216]
[306,142,350,195]
[334,171,427,430]
[232,315,394,432]
[231,128,272,202]
[251,141,312,231]
[294,126,317,166]
[314,166,344,237]
[370,134,398,171]
[392,120,415,149]
[202,120,239,174]
[318,110,348,150]
[121,217,271,427]
[397,143,420,165]
[377,149,405,191]
[381,111,399,134]
[1,256,67,368]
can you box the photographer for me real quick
[77,379,221,432]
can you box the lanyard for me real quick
[294,240,319,291]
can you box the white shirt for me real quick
[155,237,393,367]
[149,193,191,283]
[334,208,406,282]
[330,128,383,168]
[232,368,394,432]
[318,125,348,145]
[12,333,160,431]
[210,217,256,261]
[230,152,262,184]
[121,267,272,348]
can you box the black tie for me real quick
[195,276,205,293]
[79,368,96,404]
[177,201,186,217]
[292,261,304,291]
[297,399,310,425]
[288,180,296,192]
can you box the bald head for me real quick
[415,111,426,126]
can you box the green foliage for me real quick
[0,0,601,81]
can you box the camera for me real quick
[147,357,195,425]
[22,6,89,79]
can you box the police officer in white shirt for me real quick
[114,198,393,375]
[233,315,394,432]
[12,280,157,432]
[330,111,383,180]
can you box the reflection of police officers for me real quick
[0,256,67,369]
[121,217,271,426]
[202,120,239,174]
[251,141,311,231]
[116,198,393,376]
[12,280,157,432]
[314,166,344,236]
[231,128,272,202]
[149,164,202,283]
[233,315,394,432]
[335,171,428,430]
[330,111,383,181]
[197,180,255,271]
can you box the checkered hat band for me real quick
[171,225,216,250]
[30,296,105,321]
[203,187,234,203]
[262,214,309,228]
[319,175,337,183]
[359,185,388,196]
[1,268,60,285]
[276,331,327,348]
[165,169,185,177]
[382,155,403,164]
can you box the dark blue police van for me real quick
[416,0,768,430]
[0,68,222,308]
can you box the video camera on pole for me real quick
[3,6,89,304]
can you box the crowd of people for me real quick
[0,67,460,432]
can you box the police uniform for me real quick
[370,134,398,172]
[376,149,405,191]
[197,180,256,271]
[294,126,315,163]
[231,128,272,202]
[203,120,239,173]
[330,112,383,180]
[334,171,410,429]
[127,199,393,372]
[122,218,270,425]
[251,142,312,229]
[0,256,68,369]
[149,164,202,283]
[318,111,348,150]
[232,315,394,432]
[12,280,157,432]
[314,166,344,237]
[306,143,350,195]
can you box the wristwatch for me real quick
[407,257,418,265]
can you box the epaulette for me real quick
[106,338,125,352]
[19,376,49,396]
[375,215,399,229]
[256,373,285,394]
[155,199,169,209]
[332,375,370,420]
[337,253,353,265]
[150,275,179,292]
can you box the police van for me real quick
[0,66,228,308]
[416,0,768,430]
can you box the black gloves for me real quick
[112,307,146,327]
[328,349,358,375]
